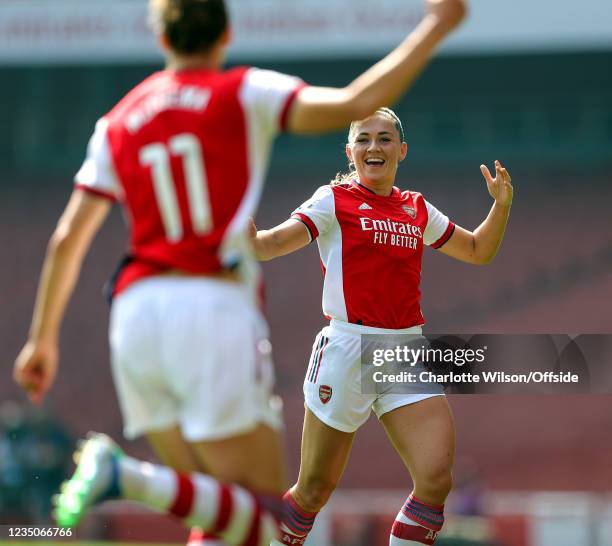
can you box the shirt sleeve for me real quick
[423,199,455,248]
[290,185,335,241]
[242,68,307,134]
[74,118,122,202]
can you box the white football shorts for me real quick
[303,319,445,433]
[109,276,282,441]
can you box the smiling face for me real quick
[346,113,407,192]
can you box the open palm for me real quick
[480,160,513,207]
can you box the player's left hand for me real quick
[426,0,468,33]
[480,160,513,207]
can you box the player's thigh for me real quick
[146,426,205,474]
[296,407,356,493]
[380,396,455,480]
[188,423,287,493]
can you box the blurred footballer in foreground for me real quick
[14,1,467,544]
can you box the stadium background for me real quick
[1,1,611,545]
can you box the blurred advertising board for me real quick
[0,0,611,65]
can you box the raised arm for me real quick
[249,218,312,262]
[439,160,513,265]
[287,0,467,134]
[13,189,111,404]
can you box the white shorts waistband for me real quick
[328,319,423,336]
[118,274,249,300]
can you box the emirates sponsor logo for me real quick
[360,216,423,249]
[359,217,423,238]
[319,385,333,404]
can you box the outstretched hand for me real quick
[14,340,58,405]
[480,160,513,208]
[426,0,467,32]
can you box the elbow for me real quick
[347,96,377,123]
[474,252,496,266]
[341,88,377,124]
[348,103,373,124]
[48,226,81,257]
[290,88,374,134]
[469,236,496,265]
[48,231,69,254]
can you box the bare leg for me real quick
[147,423,285,546]
[189,423,287,494]
[274,408,355,545]
[381,396,455,545]
[381,396,455,504]
[293,408,355,511]
[147,426,205,473]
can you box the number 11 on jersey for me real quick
[140,133,212,242]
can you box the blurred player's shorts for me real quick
[109,276,282,441]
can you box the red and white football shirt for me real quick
[75,67,306,295]
[292,180,455,329]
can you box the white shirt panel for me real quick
[218,70,285,281]
[292,185,347,320]
[423,199,451,246]
[74,118,122,200]
[242,68,304,134]
[292,185,335,239]
[317,215,348,322]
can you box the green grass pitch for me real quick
[0,542,182,546]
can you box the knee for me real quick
[414,466,453,503]
[293,475,338,513]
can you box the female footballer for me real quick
[250,108,513,545]
[13,0,467,544]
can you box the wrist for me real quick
[424,9,464,37]
[421,14,453,40]
[250,236,268,261]
[494,200,512,212]
[29,329,59,347]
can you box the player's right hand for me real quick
[426,0,467,32]
[13,339,58,405]
[248,217,258,240]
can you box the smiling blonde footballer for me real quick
[250,107,513,546]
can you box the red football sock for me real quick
[120,457,280,546]
[389,494,444,545]
[277,491,318,546]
